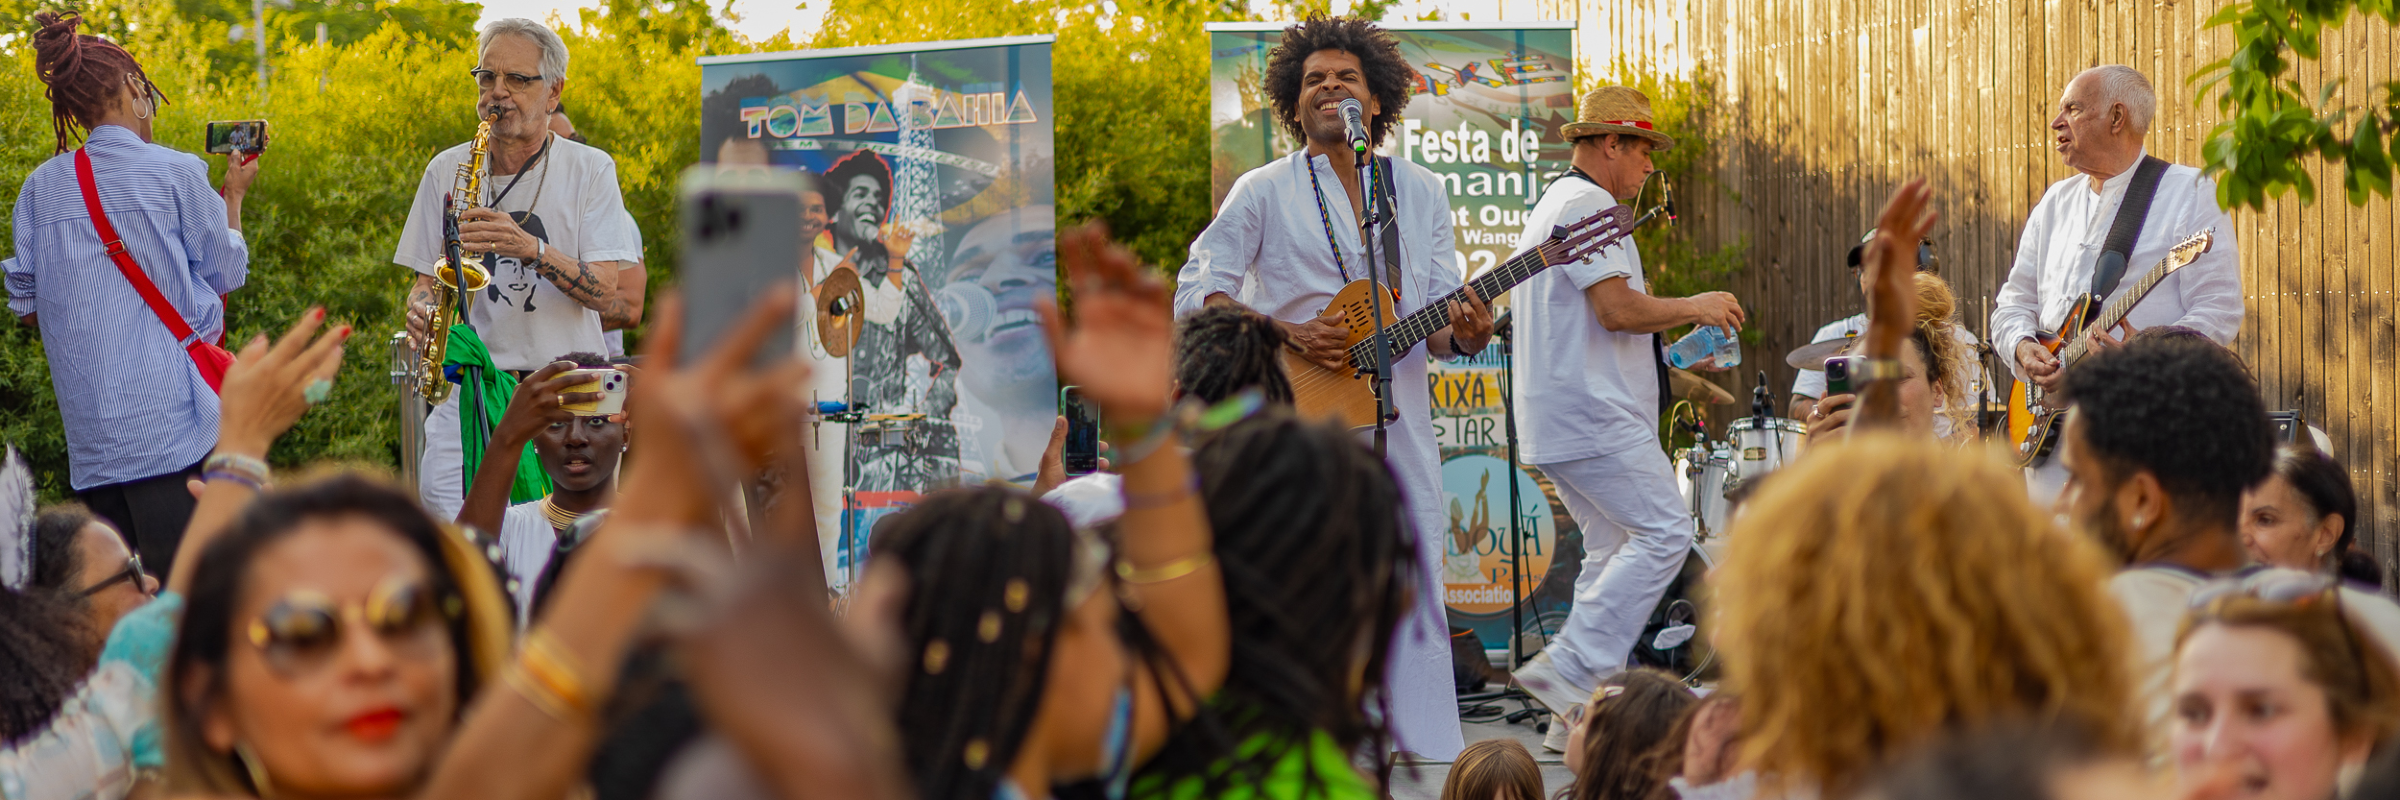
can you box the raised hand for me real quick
[216,308,351,457]
[613,287,812,528]
[493,362,604,447]
[1865,179,1937,336]
[1037,223,1173,423]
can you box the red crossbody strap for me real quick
[74,149,201,347]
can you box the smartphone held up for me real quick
[205,119,268,155]
[678,166,803,365]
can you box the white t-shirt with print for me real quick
[395,136,644,372]
[1508,179,1658,465]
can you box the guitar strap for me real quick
[1371,157,1403,294]
[2090,155,2169,300]
[1561,167,1674,416]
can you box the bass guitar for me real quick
[1288,204,1640,429]
[2007,227,2215,466]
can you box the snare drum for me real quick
[1675,444,1736,538]
[1726,417,1807,483]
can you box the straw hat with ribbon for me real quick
[1559,85,1677,151]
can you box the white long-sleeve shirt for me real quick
[1988,151,2243,382]
[1172,149,1468,761]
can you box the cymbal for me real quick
[815,266,866,358]
[1785,335,1860,371]
[1669,367,1736,405]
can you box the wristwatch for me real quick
[1848,357,1907,384]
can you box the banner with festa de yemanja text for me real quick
[1205,22,1581,651]
[698,36,1057,596]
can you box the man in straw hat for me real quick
[1503,85,1743,752]
[1172,14,1491,760]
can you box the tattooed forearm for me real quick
[535,255,622,314]
[596,296,639,330]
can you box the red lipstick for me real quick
[344,707,405,742]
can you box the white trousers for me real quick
[418,394,465,523]
[1536,445,1695,690]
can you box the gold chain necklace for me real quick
[539,493,583,532]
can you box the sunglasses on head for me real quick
[2188,568,2339,611]
[245,576,451,675]
[74,552,148,600]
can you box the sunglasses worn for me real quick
[75,552,148,600]
[470,68,545,91]
[245,576,450,676]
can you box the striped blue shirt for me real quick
[6,126,248,489]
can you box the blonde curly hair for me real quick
[1713,435,2140,794]
[1909,272,1972,438]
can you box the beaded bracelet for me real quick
[202,452,272,492]
[201,470,267,494]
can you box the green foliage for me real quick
[2191,0,2399,209]
[0,0,761,500]
[810,0,1240,269]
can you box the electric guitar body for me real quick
[2007,228,2216,468]
[1284,204,1643,430]
[2005,293,2101,465]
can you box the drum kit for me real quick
[1665,351,1827,542]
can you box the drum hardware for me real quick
[815,266,865,358]
[1669,367,1736,405]
[1785,335,1859,371]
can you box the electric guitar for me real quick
[1287,204,1640,429]
[2007,228,2215,467]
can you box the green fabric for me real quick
[442,324,550,504]
[1130,729,1375,800]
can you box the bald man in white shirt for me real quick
[1990,65,2243,506]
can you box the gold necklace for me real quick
[539,493,583,532]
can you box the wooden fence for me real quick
[1531,0,2399,579]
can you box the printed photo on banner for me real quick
[698,37,1058,593]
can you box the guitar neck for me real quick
[1372,245,1553,354]
[2060,257,2174,366]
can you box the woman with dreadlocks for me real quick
[1127,408,1415,799]
[10,11,262,578]
[862,223,1225,799]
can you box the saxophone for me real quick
[416,110,498,403]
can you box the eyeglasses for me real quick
[74,552,148,600]
[470,68,546,91]
[245,577,450,675]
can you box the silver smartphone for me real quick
[678,167,803,365]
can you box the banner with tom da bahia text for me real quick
[699,36,1057,594]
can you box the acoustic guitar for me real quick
[1287,204,1640,429]
[2006,228,2215,467]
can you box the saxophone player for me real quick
[397,18,646,520]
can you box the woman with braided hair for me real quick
[9,11,262,578]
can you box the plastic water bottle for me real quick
[1667,326,1742,370]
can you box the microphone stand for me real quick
[1494,309,1525,670]
[1355,144,1395,459]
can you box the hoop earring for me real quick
[234,740,276,799]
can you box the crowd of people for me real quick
[5,8,2400,800]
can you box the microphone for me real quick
[1492,308,1514,340]
[1338,98,1369,153]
